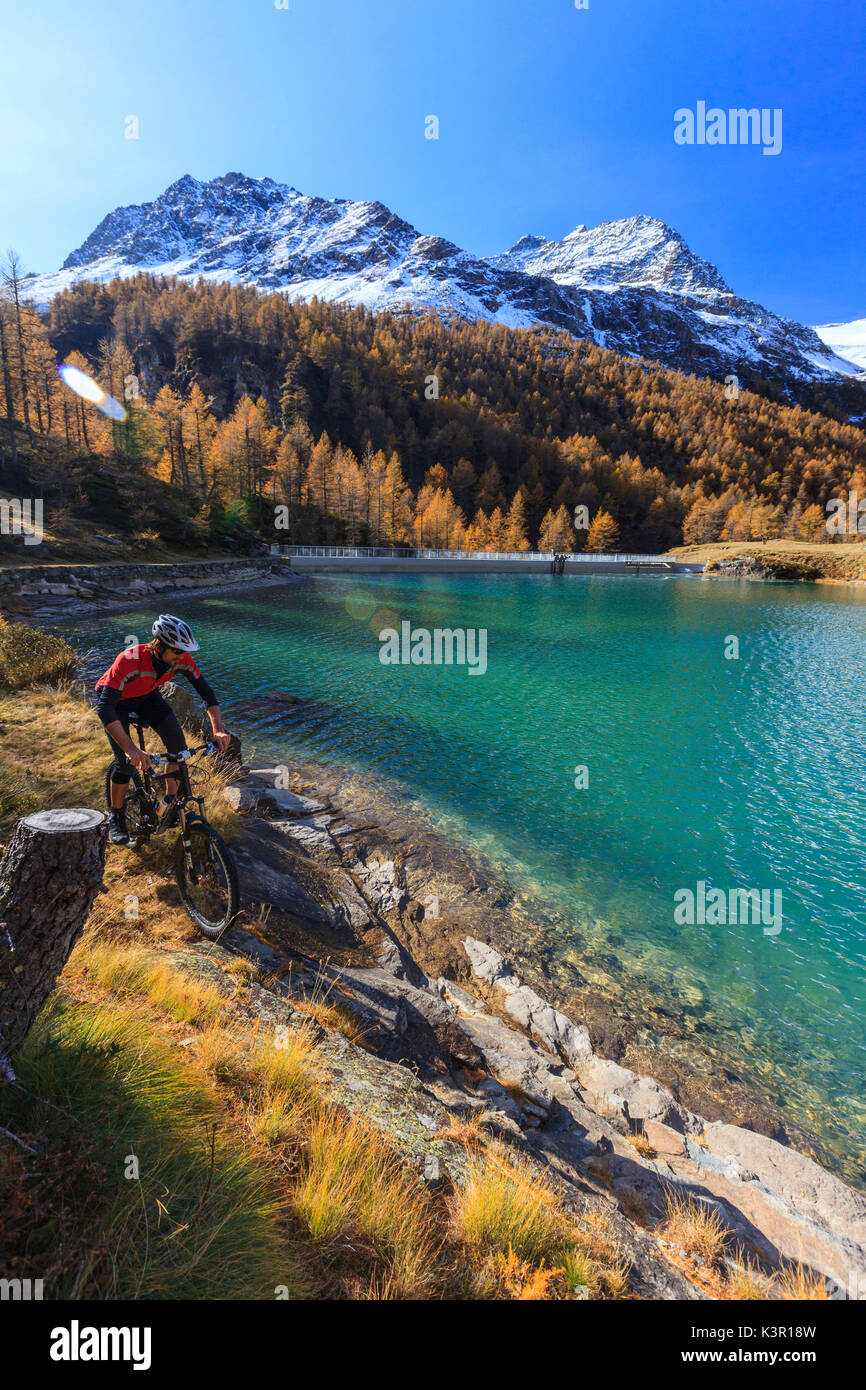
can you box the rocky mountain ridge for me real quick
[23,172,862,394]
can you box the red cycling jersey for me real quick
[95,643,203,703]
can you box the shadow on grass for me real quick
[1,994,305,1300]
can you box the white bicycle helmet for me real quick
[152,613,199,652]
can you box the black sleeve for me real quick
[189,672,218,708]
[96,684,122,727]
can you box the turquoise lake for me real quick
[68,573,866,1176]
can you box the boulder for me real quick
[463,936,593,1067]
[271,817,337,854]
[376,935,416,980]
[642,1119,689,1157]
[502,982,593,1067]
[475,1076,527,1128]
[454,1011,558,1119]
[222,775,325,819]
[356,858,406,915]
[437,978,488,1020]
[319,964,485,1072]
[463,937,514,988]
[576,1055,702,1134]
[229,839,333,928]
[161,681,242,767]
[161,681,211,738]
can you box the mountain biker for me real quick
[95,614,231,846]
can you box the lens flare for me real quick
[345,590,377,621]
[57,363,127,421]
[369,606,399,636]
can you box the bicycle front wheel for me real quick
[174,820,239,940]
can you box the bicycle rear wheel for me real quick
[174,820,239,940]
[104,764,152,845]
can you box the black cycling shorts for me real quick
[105,690,188,784]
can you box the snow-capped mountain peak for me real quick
[22,172,863,393]
[491,213,732,297]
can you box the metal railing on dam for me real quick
[270,544,674,564]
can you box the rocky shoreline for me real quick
[704,552,866,584]
[212,710,854,1181]
[0,556,303,623]
[164,690,866,1295]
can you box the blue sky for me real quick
[1,0,862,324]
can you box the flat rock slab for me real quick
[663,1146,866,1290]
[700,1122,866,1276]
[223,777,326,819]
[271,818,337,854]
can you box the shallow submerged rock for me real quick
[356,858,406,915]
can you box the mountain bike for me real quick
[104,720,240,940]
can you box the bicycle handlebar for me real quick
[146,743,216,765]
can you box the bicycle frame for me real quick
[126,722,214,866]
[109,720,239,938]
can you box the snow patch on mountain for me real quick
[813,319,866,372]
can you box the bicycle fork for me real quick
[178,805,197,883]
[178,802,207,885]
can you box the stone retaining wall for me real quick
[0,556,298,621]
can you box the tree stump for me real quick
[0,808,108,1070]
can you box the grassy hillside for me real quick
[0,448,265,565]
[671,538,866,581]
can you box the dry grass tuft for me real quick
[246,1024,318,1145]
[451,1146,632,1298]
[775,1261,831,1301]
[224,955,266,985]
[627,1128,657,1159]
[72,939,224,1025]
[196,1024,251,1084]
[661,1190,730,1265]
[559,1245,600,1297]
[727,1254,770,1300]
[434,1110,487,1147]
[291,993,366,1044]
[294,1109,438,1297]
[492,1247,563,1300]
[452,1144,572,1266]
[598,1255,632,1299]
